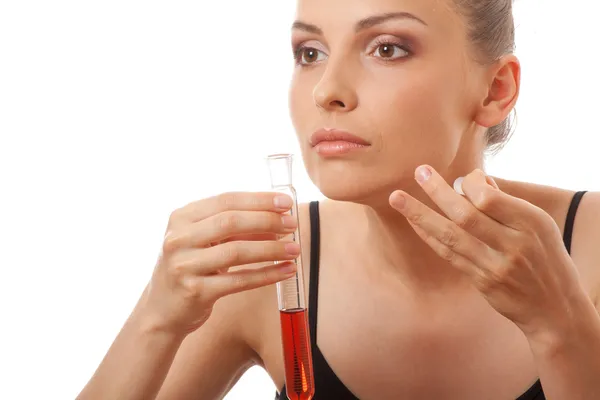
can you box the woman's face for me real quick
[289,0,490,203]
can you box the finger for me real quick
[171,192,294,225]
[205,261,298,299]
[165,210,297,250]
[408,220,480,278]
[459,169,548,231]
[241,233,279,241]
[413,165,513,248]
[221,233,278,243]
[170,240,301,275]
[390,191,500,273]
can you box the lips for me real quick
[309,128,370,157]
[309,129,370,147]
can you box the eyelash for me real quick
[293,38,411,67]
[370,38,411,60]
[292,45,323,66]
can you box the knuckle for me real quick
[230,273,250,291]
[254,243,271,259]
[181,277,203,300]
[428,181,441,196]
[255,213,281,233]
[249,194,264,207]
[408,212,424,225]
[271,213,286,231]
[439,228,459,249]
[162,230,181,254]
[219,243,242,265]
[465,169,486,186]
[216,212,240,233]
[534,208,555,231]
[217,192,239,209]
[260,269,272,284]
[505,250,529,269]
[167,259,187,282]
[477,273,500,294]
[472,168,486,179]
[489,266,510,288]
[168,207,186,225]
[472,189,497,211]
[454,208,478,230]
[439,245,456,262]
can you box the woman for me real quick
[78,0,600,399]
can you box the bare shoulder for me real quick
[570,190,600,306]
[494,177,600,306]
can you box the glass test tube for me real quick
[265,154,315,400]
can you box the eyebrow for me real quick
[291,11,427,35]
[356,12,427,31]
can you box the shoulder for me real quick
[567,190,600,307]
[494,177,600,306]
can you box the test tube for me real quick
[265,153,315,400]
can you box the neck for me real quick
[354,151,485,296]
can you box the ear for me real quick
[474,55,521,128]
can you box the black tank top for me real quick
[276,191,588,400]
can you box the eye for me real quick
[372,42,410,60]
[295,46,328,65]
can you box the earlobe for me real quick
[474,55,521,128]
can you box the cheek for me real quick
[288,72,315,131]
[362,64,467,153]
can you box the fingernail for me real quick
[453,177,465,195]
[274,195,293,210]
[390,192,406,209]
[486,176,499,189]
[281,215,297,230]
[284,243,301,255]
[279,263,296,274]
[415,166,431,184]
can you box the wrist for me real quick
[526,290,599,357]
[131,288,190,343]
[135,311,187,341]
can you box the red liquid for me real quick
[280,308,315,400]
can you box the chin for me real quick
[300,146,422,204]
[318,180,378,203]
[307,165,405,207]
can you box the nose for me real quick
[313,65,358,112]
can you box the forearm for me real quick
[528,294,600,400]
[77,292,186,400]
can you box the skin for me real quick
[78,0,600,399]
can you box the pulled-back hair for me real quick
[453,0,517,154]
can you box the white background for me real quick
[0,0,598,399]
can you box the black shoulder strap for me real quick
[308,201,321,344]
[563,191,587,254]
